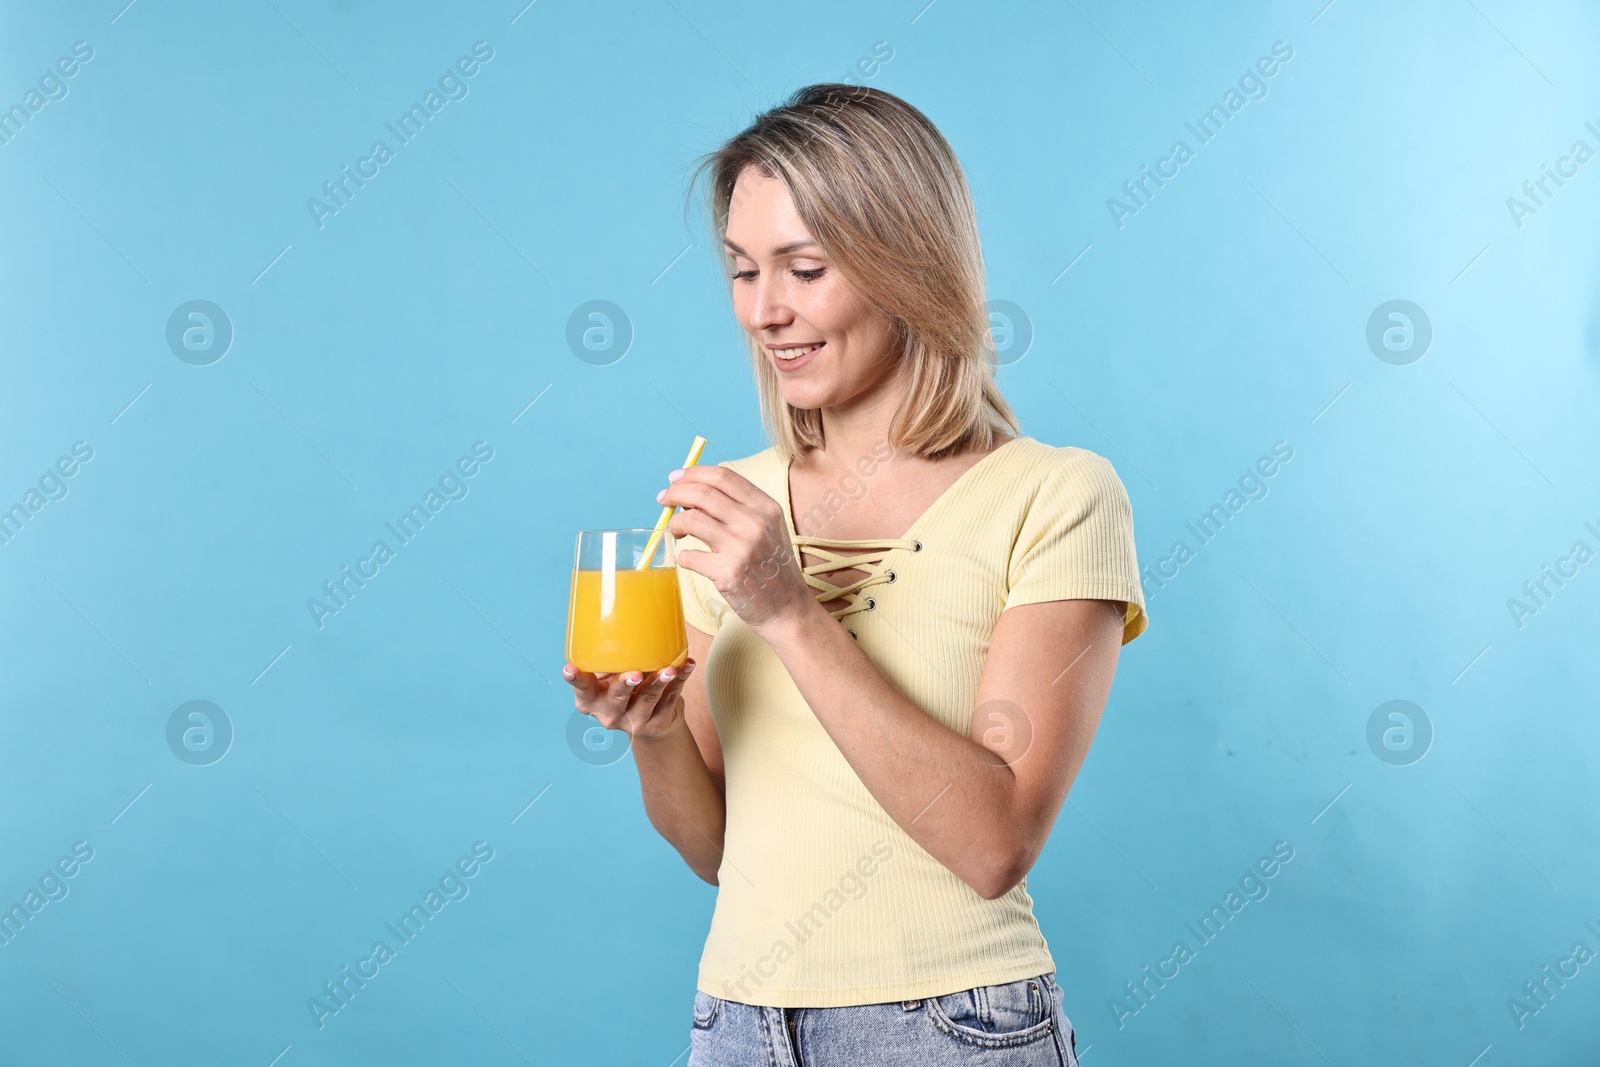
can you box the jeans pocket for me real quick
[1040,974,1080,1065]
[925,974,1055,1048]
[691,990,721,1031]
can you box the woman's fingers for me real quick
[664,472,788,561]
[566,657,697,737]
[621,665,681,731]
[660,467,780,529]
[658,662,694,710]
[631,662,696,737]
[659,478,742,530]
[694,463,774,508]
[601,669,644,720]
[669,465,769,509]
[563,665,600,701]
[666,504,728,550]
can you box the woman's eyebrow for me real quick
[723,239,820,256]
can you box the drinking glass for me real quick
[565,529,689,674]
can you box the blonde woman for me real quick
[562,84,1148,1065]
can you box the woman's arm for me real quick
[753,593,1125,900]
[566,624,727,885]
[630,624,727,885]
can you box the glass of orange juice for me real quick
[565,529,689,675]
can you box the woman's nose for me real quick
[746,275,790,331]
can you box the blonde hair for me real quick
[686,84,1019,464]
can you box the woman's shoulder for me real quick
[991,439,1137,527]
[991,436,1126,486]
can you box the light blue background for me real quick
[2,1,1597,1064]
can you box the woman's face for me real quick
[723,164,901,414]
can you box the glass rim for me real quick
[574,528,675,536]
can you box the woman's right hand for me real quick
[562,659,697,741]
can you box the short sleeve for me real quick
[675,530,724,637]
[1003,448,1148,645]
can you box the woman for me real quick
[562,84,1148,1065]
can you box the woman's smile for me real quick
[770,340,825,371]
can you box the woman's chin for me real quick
[777,383,829,410]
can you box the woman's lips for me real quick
[772,342,823,372]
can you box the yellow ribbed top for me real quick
[674,436,1147,1008]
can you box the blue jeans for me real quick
[688,972,1081,1065]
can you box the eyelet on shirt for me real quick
[912,540,923,552]
[885,570,896,583]
[848,629,857,639]
[865,597,876,610]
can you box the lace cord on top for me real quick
[791,534,921,620]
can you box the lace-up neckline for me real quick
[780,438,1025,622]
[790,534,920,621]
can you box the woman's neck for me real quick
[805,368,906,477]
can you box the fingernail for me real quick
[656,489,666,502]
[683,662,696,674]
[667,468,684,482]
[627,674,641,685]
[562,667,575,680]
[662,669,676,681]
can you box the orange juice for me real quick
[565,566,688,673]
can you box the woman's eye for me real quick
[729,268,825,282]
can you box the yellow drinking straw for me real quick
[635,435,707,570]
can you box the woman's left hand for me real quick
[659,465,815,635]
